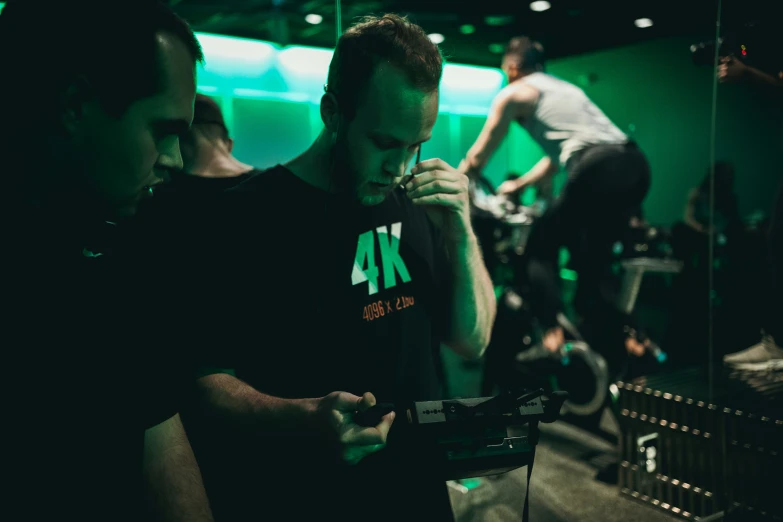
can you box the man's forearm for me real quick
[750,66,783,88]
[194,373,316,436]
[144,414,213,522]
[444,232,497,359]
[460,154,485,179]
[516,156,556,190]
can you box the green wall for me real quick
[196,32,780,226]
[538,35,780,224]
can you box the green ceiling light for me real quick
[489,43,505,54]
[484,15,514,27]
[459,24,476,35]
[0,2,5,15]
[530,1,551,12]
[428,33,445,45]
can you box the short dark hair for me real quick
[504,36,546,71]
[193,94,230,142]
[194,123,230,144]
[326,14,443,120]
[0,0,204,130]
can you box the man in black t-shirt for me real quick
[1,2,212,521]
[179,14,497,522]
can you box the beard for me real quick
[328,130,393,207]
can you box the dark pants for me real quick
[521,143,652,338]
[767,181,782,341]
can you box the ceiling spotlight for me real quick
[530,1,551,12]
[489,43,505,54]
[484,15,514,27]
[460,24,476,35]
[428,33,445,45]
[634,18,653,28]
[305,13,323,25]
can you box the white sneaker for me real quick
[723,334,783,371]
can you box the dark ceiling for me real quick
[168,0,773,68]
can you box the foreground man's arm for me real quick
[406,159,498,360]
[143,414,213,522]
[193,373,394,464]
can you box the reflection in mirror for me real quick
[707,0,783,519]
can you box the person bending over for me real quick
[0,1,213,520]
[459,36,651,360]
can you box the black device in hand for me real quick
[353,403,396,427]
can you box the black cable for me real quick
[522,446,535,522]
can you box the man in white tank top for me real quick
[460,37,654,370]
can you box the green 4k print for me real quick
[351,222,411,295]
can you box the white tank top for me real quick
[520,72,627,167]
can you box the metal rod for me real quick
[335,0,342,42]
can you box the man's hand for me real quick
[542,326,565,353]
[315,391,395,465]
[406,158,471,242]
[497,179,524,196]
[457,159,481,180]
[625,336,648,357]
[718,56,747,83]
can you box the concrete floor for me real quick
[447,420,676,522]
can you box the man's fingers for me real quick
[356,392,376,412]
[407,178,462,199]
[405,170,462,191]
[409,193,462,209]
[330,391,367,412]
[344,425,388,447]
[342,411,395,446]
[497,182,515,195]
[411,158,449,175]
[375,411,395,441]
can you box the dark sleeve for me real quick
[144,195,250,372]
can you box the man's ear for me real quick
[226,137,235,154]
[61,75,95,136]
[320,92,341,134]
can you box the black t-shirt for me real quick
[182,165,455,521]
[143,168,260,221]
[4,209,189,521]
[163,169,259,197]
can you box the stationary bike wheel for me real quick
[553,341,609,417]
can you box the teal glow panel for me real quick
[195,32,504,115]
[439,64,504,115]
[194,32,513,178]
[231,98,312,167]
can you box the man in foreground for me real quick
[177,14,496,522]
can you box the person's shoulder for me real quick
[209,165,307,230]
[226,165,288,192]
[501,80,539,108]
[223,165,311,202]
